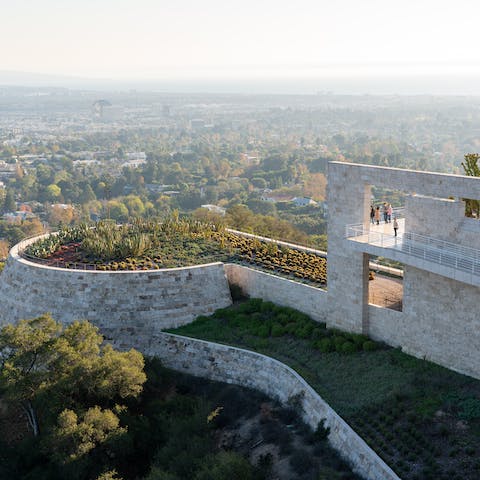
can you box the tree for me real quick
[194,451,258,480]
[51,406,126,463]
[125,195,145,217]
[0,315,146,437]
[48,204,76,227]
[3,189,16,213]
[106,200,129,222]
[461,153,480,218]
[251,177,267,189]
[45,183,62,202]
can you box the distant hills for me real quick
[3,69,480,95]
[0,70,112,89]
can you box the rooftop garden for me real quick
[169,298,480,480]
[21,216,327,286]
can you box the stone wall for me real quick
[0,240,232,333]
[405,195,476,245]
[328,161,480,379]
[368,304,407,347]
[402,266,480,378]
[326,164,371,333]
[224,264,328,323]
[139,332,400,480]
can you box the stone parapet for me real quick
[0,236,232,332]
[139,332,400,480]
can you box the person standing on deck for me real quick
[375,206,381,225]
[370,206,375,224]
[393,216,399,237]
[387,204,393,223]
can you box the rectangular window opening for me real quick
[368,255,403,312]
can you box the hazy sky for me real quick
[3,0,480,81]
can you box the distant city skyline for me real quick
[3,0,480,93]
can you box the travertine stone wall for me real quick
[0,241,232,332]
[139,332,400,480]
[368,269,480,379]
[329,161,480,379]
[331,161,480,200]
[326,164,371,333]
[224,264,328,323]
[402,266,480,378]
[405,195,480,251]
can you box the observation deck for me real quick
[346,218,480,287]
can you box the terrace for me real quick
[346,218,480,287]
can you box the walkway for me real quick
[346,219,480,284]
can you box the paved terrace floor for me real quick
[346,218,480,287]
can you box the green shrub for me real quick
[259,301,276,313]
[284,322,297,334]
[314,419,331,440]
[194,451,258,480]
[333,336,347,351]
[237,298,263,314]
[295,325,313,339]
[341,341,356,354]
[311,328,325,340]
[349,333,369,346]
[275,313,290,325]
[459,398,480,420]
[270,324,285,337]
[318,338,334,353]
[211,308,228,319]
[363,340,378,352]
[194,315,210,324]
[255,325,270,338]
[144,467,179,480]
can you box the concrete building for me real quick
[327,161,480,379]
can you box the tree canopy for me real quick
[0,315,146,449]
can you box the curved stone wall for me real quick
[141,332,400,480]
[0,236,232,334]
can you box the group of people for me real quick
[370,203,399,236]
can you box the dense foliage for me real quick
[170,299,480,480]
[0,315,146,479]
[0,315,359,480]
[175,298,379,354]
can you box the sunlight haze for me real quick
[3,0,480,92]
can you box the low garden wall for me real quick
[224,263,329,323]
[0,237,232,332]
[140,332,400,480]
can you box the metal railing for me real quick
[346,224,480,277]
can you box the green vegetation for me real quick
[169,299,480,480]
[0,315,359,480]
[22,216,328,285]
[176,299,378,355]
[0,315,145,479]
